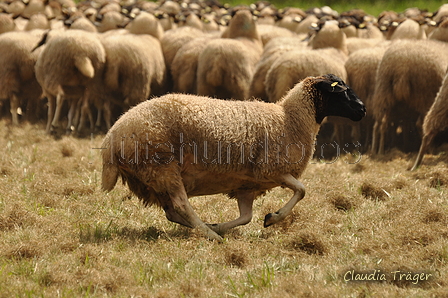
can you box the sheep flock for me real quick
[1,0,448,170]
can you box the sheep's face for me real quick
[315,74,366,123]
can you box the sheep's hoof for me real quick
[202,227,224,242]
[206,223,225,236]
[263,212,280,228]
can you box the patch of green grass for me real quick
[223,0,442,16]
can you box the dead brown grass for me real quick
[0,120,447,297]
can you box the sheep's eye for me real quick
[331,82,338,87]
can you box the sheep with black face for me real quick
[101,74,366,241]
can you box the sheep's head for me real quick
[314,74,366,123]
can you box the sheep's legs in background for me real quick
[207,192,255,236]
[95,108,102,131]
[77,90,94,134]
[378,116,388,155]
[264,174,305,227]
[168,179,223,241]
[51,91,65,132]
[103,101,112,131]
[66,98,78,134]
[410,132,434,171]
[10,93,20,126]
[45,94,56,133]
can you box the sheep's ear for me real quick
[316,78,348,93]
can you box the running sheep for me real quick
[101,74,366,241]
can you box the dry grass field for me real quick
[0,119,447,297]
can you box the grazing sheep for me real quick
[101,74,366,241]
[0,13,16,34]
[411,71,448,170]
[309,20,349,55]
[265,49,347,102]
[256,24,299,46]
[276,7,307,33]
[196,9,263,100]
[125,11,164,39]
[96,11,127,33]
[171,36,215,94]
[344,44,389,148]
[35,30,106,134]
[249,39,306,101]
[389,18,426,40]
[160,26,204,89]
[264,22,348,103]
[24,13,51,31]
[433,4,448,24]
[69,16,98,32]
[371,39,448,154]
[99,32,167,129]
[0,30,45,125]
[428,18,448,43]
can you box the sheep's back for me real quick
[0,31,43,98]
[372,40,448,119]
[35,30,106,94]
[104,94,287,175]
[265,49,347,102]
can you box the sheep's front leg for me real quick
[168,183,223,242]
[207,191,255,236]
[10,93,20,125]
[264,174,305,227]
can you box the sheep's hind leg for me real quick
[168,182,223,241]
[264,174,305,228]
[207,191,255,236]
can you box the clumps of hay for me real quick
[423,209,447,224]
[360,182,388,201]
[350,163,365,173]
[225,249,249,268]
[329,194,356,211]
[428,172,447,188]
[287,231,326,255]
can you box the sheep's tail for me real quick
[102,163,119,191]
[74,56,95,78]
[101,136,119,191]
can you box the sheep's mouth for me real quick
[350,106,367,121]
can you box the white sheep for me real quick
[265,49,348,102]
[389,18,426,40]
[371,39,448,154]
[264,22,348,103]
[196,9,263,100]
[0,30,45,125]
[101,74,366,241]
[249,38,306,101]
[160,26,204,89]
[170,36,216,94]
[98,32,167,129]
[344,43,389,148]
[411,70,448,170]
[35,29,106,134]
[0,13,16,34]
[125,11,164,39]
